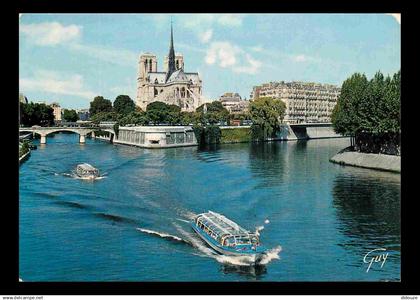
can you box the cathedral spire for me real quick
[166,20,176,82]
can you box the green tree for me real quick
[119,111,149,126]
[331,70,400,154]
[90,111,120,124]
[179,111,198,125]
[20,102,55,127]
[249,97,286,141]
[167,104,182,125]
[62,109,79,122]
[331,73,369,136]
[196,101,230,125]
[146,101,182,125]
[89,96,113,116]
[113,95,136,115]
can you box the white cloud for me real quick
[177,42,207,53]
[20,21,137,67]
[199,29,213,44]
[386,13,401,24]
[205,41,240,67]
[216,14,243,27]
[109,78,136,100]
[182,14,244,29]
[233,54,262,75]
[205,41,262,74]
[20,22,82,46]
[290,54,322,63]
[250,45,264,53]
[19,70,96,99]
[293,54,307,62]
[69,43,138,67]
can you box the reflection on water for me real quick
[332,170,400,254]
[220,263,267,280]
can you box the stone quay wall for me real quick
[330,151,401,173]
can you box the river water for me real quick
[19,133,401,281]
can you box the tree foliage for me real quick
[249,97,286,141]
[89,111,120,124]
[113,95,136,115]
[62,109,79,122]
[89,96,113,116]
[331,70,400,154]
[118,111,149,126]
[146,101,187,125]
[196,101,230,125]
[193,124,221,145]
[20,102,55,127]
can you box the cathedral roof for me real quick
[167,69,188,83]
[148,72,167,84]
[148,70,200,85]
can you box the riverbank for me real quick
[330,150,400,173]
[219,124,344,144]
[19,150,30,165]
[220,127,251,144]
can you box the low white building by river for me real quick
[114,126,197,148]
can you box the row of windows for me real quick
[118,130,145,144]
[166,132,195,144]
[118,130,195,145]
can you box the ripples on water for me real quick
[19,133,400,281]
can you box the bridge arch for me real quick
[19,126,116,145]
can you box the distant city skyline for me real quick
[19,13,400,109]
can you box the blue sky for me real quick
[19,13,400,109]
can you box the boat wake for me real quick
[136,227,191,245]
[135,215,281,268]
[173,222,282,267]
[60,171,107,180]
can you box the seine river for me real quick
[19,133,401,281]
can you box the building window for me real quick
[186,131,194,143]
[154,88,158,96]
[166,133,174,144]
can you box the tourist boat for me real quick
[75,163,100,179]
[191,211,267,259]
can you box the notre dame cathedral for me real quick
[136,24,203,112]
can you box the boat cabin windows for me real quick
[234,237,251,245]
[195,213,262,248]
[76,165,99,177]
[250,235,260,245]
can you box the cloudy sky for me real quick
[19,14,400,109]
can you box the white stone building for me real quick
[136,25,203,112]
[219,92,249,114]
[50,102,62,122]
[251,81,341,124]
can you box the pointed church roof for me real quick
[167,68,190,83]
[165,22,176,83]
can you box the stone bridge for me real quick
[19,125,115,144]
[278,123,343,140]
